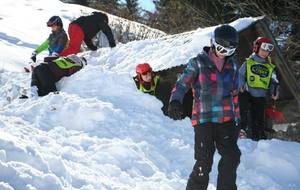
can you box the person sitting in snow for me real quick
[133,63,171,115]
[30,16,68,63]
[20,54,86,98]
[60,11,116,56]
[238,37,279,141]
[168,25,240,190]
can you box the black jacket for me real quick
[72,12,116,50]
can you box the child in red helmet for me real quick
[134,63,159,95]
[133,63,171,115]
[238,37,279,140]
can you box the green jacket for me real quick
[35,28,68,56]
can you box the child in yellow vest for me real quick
[134,63,159,95]
[133,63,171,115]
[238,37,279,140]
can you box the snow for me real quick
[0,0,300,189]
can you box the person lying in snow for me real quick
[133,63,171,115]
[20,54,86,98]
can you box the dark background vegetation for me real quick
[61,0,299,81]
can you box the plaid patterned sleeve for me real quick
[238,62,246,90]
[170,58,199,103]
[233,93,240,123]
[233,63,240,123]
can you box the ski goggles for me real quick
[260,42,274,52]
[213,40,236,56]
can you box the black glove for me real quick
[86,41,98,51]
[110,42,116,48]
[31,56,36,63]
[168,100,183,120]
[89,44,97,51]
[31,51,37,62]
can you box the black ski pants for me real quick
[31,64,57,96]
[238,91,266,140]
[186,121,240,190]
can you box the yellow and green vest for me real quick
[246,58,275,89]
[54,57,82,69]
[139,76,160,95]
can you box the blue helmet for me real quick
[47,16,63,27]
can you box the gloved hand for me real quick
[110,43,116,48]
[31,51,37,62]
[168,100,183,120]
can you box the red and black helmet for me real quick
[253,37,274,53]
[135,63,154,83]
[136,63,152,75]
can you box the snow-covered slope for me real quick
[0,0,165,71]
[0,0,300,190]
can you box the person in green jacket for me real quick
[30,16,68,62]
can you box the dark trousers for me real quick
[186,121,240,190]
[238,91,266,140]
[31,64,57,96]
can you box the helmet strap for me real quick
[267,56,272,64]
